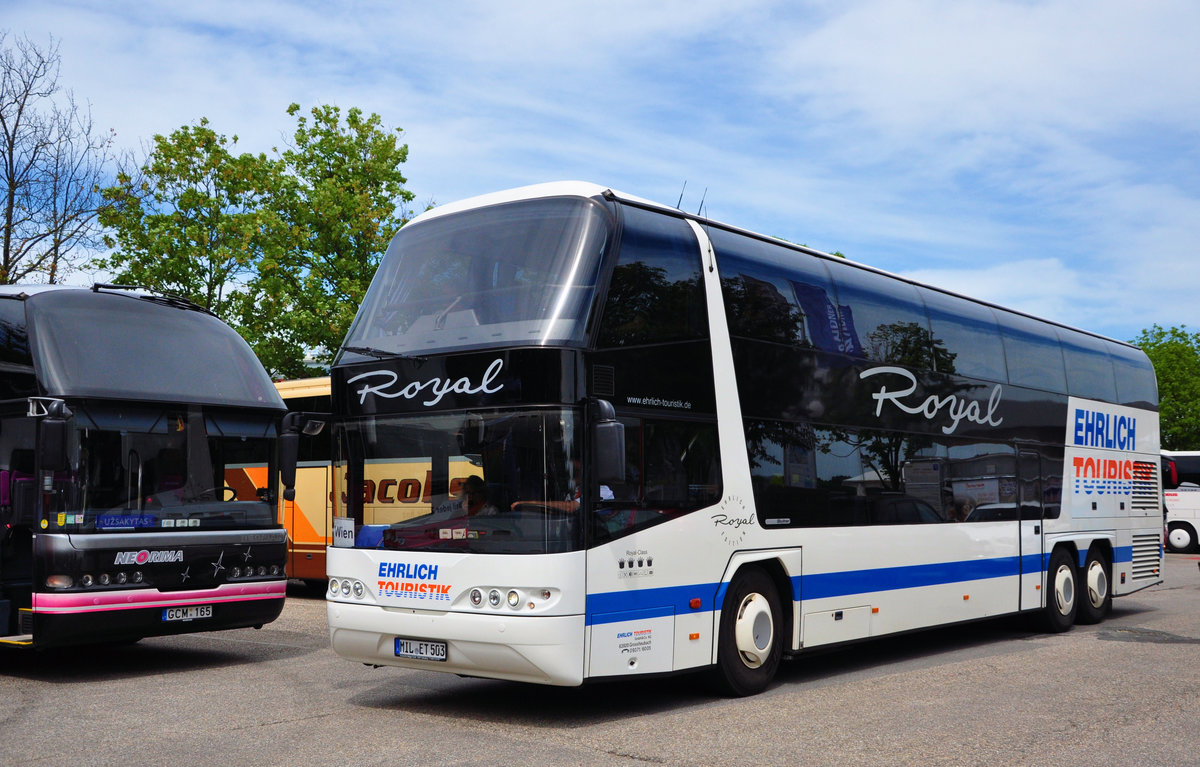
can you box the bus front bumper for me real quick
[327,600,585,686]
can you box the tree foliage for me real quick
[94,120,286,322]
[95,104,414,378]
[1,31,114,284]
[1132,324,1200,450]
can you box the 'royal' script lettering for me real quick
[348,359,505,407]
[860,366,1003,435]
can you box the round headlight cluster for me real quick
[230,565,280,580]
[70,570,145,589]
[468,586,555,611]
[329,577,368,600]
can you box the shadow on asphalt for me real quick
[346,613,1056,725]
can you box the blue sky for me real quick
[7,0,1199,344]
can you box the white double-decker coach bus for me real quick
[286,182,1162,695]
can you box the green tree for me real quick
[1132,324,1200,450]
[95,104,414,378]
[94,119,287,323]
[248,103,414,378]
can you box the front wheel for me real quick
[1076,548,1112,625]
[710,567,783,697]
[1040,548,1078,633]
[1167,523,1197,553]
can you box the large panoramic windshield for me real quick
[335,408,582,554]
[26,289,281,408]
[34,404,278,533]
[343,196,613,357]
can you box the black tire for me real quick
[1076,547,1112,625]
[1041,548,1078,633]
[710,567,783,697]
[1166,522,1198,554]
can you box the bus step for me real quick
[0,634,34,646]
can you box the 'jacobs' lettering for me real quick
[860,366,1003,435]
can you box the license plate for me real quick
[162,605,213,622]
[394,637,447,661]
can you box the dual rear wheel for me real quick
[1042,546,1111,631]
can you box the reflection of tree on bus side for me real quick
[599,263,706,346]
[823,321,957,492]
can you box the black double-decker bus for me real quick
[0,285,287,648]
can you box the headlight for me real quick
[329,578,340,594]
[80,573,95,588]
[341,580,351,596]
[507,590,521,608]
[46,574,73,589]
[470,588,483,606]
[352,581,364,598]
[488,589,501,607]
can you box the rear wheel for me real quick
[710,567,783,697]
[1041,548,1078,633]
[1076,548,1112,625]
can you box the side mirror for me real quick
[279,412,302,502]
[591,399,625,486]
[39,402,72,473]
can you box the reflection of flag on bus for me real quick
[790,281,862,356]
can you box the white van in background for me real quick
[1162,450,1200,552]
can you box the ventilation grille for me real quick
[1130,461,1160,512]
[592,365,615,397]
[1130,533,1162,580]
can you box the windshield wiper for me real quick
[341,345,426,361]
[92,283,212,315]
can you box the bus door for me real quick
[1017,449,1045,611]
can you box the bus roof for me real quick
[405,181,1140,352]
[275,376,331,399]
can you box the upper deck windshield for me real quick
[343,196,613,357]
[26,289,281,408]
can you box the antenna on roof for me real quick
[696,187,707,217]
[675,181,687,210]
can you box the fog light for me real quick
[352,581,364,598]
[470,588,483,606]
[132,571,144,583]
[46,574,73,589]
[488,589,501,607]
[80,573,94,588]
[341,580,351,596]
[507,590,521,608]
[269,565,281,576]
[98,573,111,586]
[329,578,340,594]
[257,565,267,577]
[231,566,242,579]
[116,572,128,585]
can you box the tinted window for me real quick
[597,206,706,347]
[826,263,937,366]
[27,290,283,409]
[593,416,721,543]
[710,229,850,350]
[1058,330,1117,402]
[994,310,1067,393]
[0,298,31,368]
[1107,342,1158,408]
[919,288,1006,381]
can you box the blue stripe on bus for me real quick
[585,553,1052,626]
